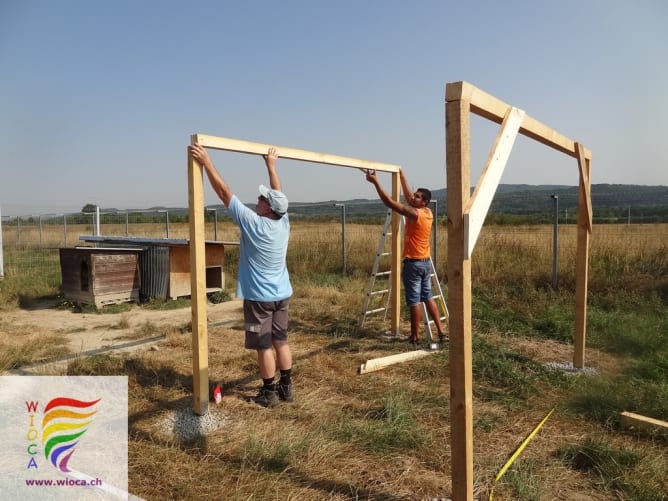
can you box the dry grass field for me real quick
[1,221,667,500]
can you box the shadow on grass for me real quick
[83,355,409,500]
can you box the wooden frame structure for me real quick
[188,133,402,415]
[445,81,592,500]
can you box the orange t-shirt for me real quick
[403,207,432,259]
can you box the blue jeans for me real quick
[402,259,433,307]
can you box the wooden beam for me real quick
[446,96,474,501]
[194,132,404,337]
[446,80,593,500]
[358,349,438,375]
[574,152,592,368]
[446,81,592,160]
[464,107,524,258]
[193,134,401,173]
[620,411,668,434]
[188,135,209,416]
[390,171,402,336]
[575,142,593,233]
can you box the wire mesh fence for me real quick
[1,203,666,294]
[0,203,385,283]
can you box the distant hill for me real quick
[428,184,668,213]
[99,184,668,223]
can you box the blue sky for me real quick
[1,0,666,215]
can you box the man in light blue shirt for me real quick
[189,144,293,408]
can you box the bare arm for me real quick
[399,169,414,204]
[189,143,233,207]
[264,147,281,191]
[365,170,417,219]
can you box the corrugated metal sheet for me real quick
[139,246,169,300]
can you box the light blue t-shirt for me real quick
[228,195,292,301]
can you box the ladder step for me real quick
[374,271,391,277]
[365,307,387,315]
[368,289,389,296]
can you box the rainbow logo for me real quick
[41,397,100,473]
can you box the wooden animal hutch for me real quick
[59,247,141,308]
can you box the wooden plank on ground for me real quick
[620,411,668,434]
[358,349,438,375]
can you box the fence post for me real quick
[431,199,438,267]
[95,206,100,236]
[164,210,170,238]
[551,194,559,289]
[63,214,68,247]
[206,208,219,240]
[334,203,347,274]
[0,207,4,279]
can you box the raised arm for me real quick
[365,170,417,219]
[189,143,233,207]
[263,147,281,191]
[399,169,414,204]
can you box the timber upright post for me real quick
[0,207,4,280]
[186,133,404,413]
[444,81,593,500]
[574,143,592,368]
[390,171,402,337]
[445,90,474,501]
[188,135,209,416]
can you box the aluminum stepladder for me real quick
[360,208,449,344]
[422,256,449,347]
[359,209,395,330]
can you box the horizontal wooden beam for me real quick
[445,81,592,160]
[193,134,401,173]
[358,348,438,374]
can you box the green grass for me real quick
[2,222,667,499]
[500,459,543,501]
[557,437,667,500]
[472,335,570,408]
[329,387,426,454]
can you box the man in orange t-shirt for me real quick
[365,170,447,346]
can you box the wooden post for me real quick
[444,81,593,500]
[188,135,209,416]
[446,94,474,501]
[187,134,405,404]
[390,171,402,336]
[574,143,592,368]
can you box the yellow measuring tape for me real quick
[488,407,555,501]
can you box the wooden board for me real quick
[445,80,593,501]
[446,81,592,160]
[188,138,209,416]
[358,349,438,374]
[194,134,401,173]
[620,411,668,434]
